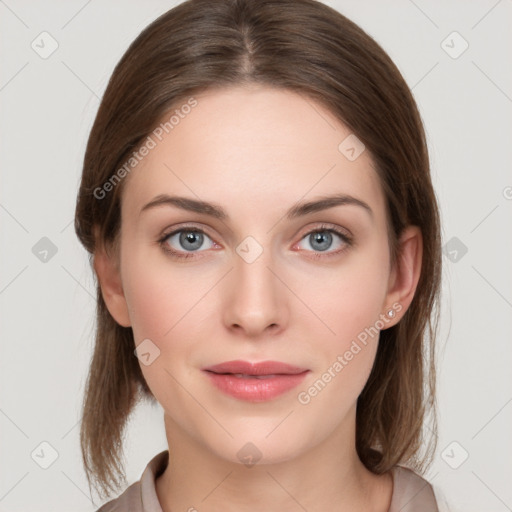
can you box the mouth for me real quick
[201,360,310,402]
[202,360,309,376]
[210,373,283,379]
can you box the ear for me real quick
[93,227,132,328]
[382,225,423,327]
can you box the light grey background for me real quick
[1,1,511,511]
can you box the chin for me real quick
[202,425,312,468]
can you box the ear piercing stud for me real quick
[386,309,396,318]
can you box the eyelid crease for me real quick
[157,221,352,243]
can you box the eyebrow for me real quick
[139,193,373,220]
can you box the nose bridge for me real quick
[223,234,286,334]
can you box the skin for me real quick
[94,84,422,511]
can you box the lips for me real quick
[202,360,308,376]
[202,360,310,402]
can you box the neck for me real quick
[155,409,393,512]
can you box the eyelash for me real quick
[157,223,353,260]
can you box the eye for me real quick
[295,224,352,258]
[158,223,353,261]
[159,226,216,259]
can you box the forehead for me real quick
[121,85,386,224]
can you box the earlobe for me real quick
[383,226,423,327]
[93,237,132,328]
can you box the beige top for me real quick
[96,450,441,512]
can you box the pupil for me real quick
[311,231,332,252]
[180,231,203,250]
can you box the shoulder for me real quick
[95,480,142,511]
[94,450,169,512]
[388,465,440,512]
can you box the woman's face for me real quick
[104,85,410,465]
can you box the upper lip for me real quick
[202,360,309,376]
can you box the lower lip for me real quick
[203,371,309,402]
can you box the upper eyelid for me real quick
[161,223,351,246]
[161,223,215,241]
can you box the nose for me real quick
[222,245,288,338]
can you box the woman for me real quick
[74,0,447,510]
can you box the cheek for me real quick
[294,245,390,398]
[121,247,210,343]
[121,254,205,404]
[295,273,386,419]
[124,278,171,343]
[298,251,390,342]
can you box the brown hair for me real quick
[74,0,441,500]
